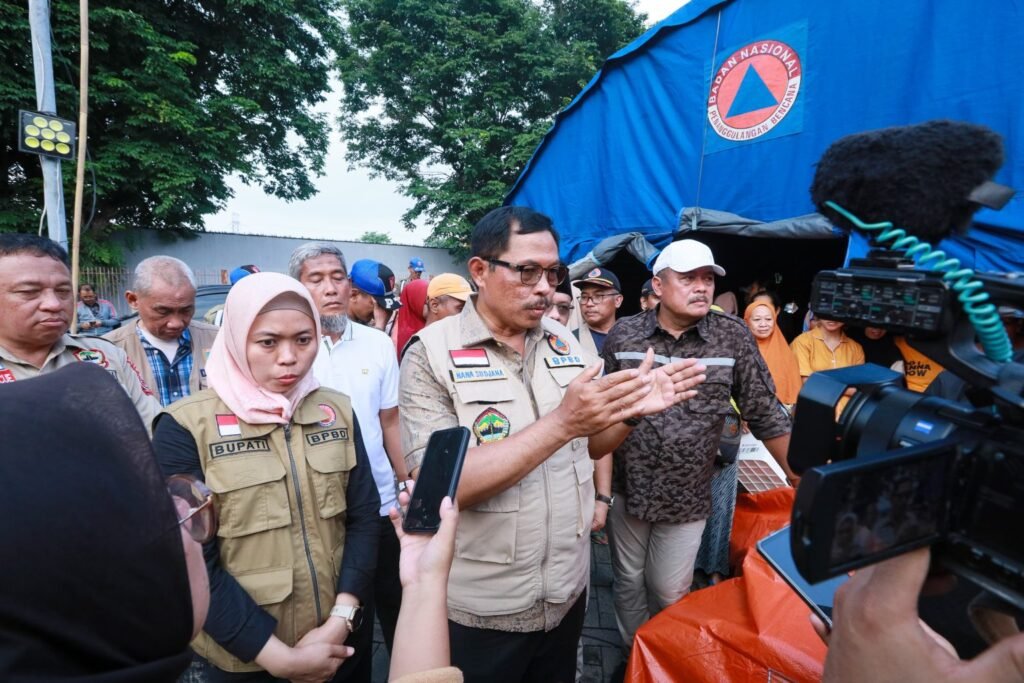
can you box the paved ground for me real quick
[369,539,626,683]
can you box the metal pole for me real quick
[27,0,68,248]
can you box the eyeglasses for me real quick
[578,293,619,305]
[549,303,572,315]
[168,474,217,544]
[487,259,568,286]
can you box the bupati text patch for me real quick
[209,439,271,458]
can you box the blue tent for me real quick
[505,0,1024,275]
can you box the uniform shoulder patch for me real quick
[72,348,109,368]
[547,334,570,356]
[473,407,510,443]
[318,403,337,427]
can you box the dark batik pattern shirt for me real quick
[602,308,791,524]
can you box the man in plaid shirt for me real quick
[105,256,219,407]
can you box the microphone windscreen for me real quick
[810,120,1004,243]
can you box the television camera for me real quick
[785,121,1024,614]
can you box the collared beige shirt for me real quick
[0,334,160,432]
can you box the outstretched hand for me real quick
[388,481,459,590]
[628,351,706,418]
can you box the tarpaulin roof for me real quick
[505,0,1024,273]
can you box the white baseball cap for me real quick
[651,240,726,277]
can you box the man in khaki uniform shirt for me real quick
[0,234,159,430]
[399,206,706,683]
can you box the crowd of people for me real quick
[1,196,1023,683]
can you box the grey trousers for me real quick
[607,496,706,648]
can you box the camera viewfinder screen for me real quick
[957,447,1024,565]
[829,455,948,568]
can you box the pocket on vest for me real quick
[455,484,521,564]
[235,566,294,637]
[205,454,292,538]
[305,446,356,518]
[574,457,595,534]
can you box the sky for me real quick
[204,0,686,245]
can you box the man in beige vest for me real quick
[0,234,159,430]
[399,206,706,683]
[572,266,623,357]
[105,256,219,406]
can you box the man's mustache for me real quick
[524,297,552,309]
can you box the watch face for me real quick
[349,606,363,631]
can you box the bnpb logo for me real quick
[707,39,802,142]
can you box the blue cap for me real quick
[350,259,386,297]
[229,264,260,285]
[409,257,425,272]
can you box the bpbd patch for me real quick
[306,428,350,446]
[547,334,570,356]
[473,407,510,443]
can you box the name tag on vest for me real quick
[306,428,350,446]
[544,354,585,368]
[209,438,271,458]
[450,367,508,383]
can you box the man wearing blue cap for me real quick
[408,256,425,281]
[349,259,391,328]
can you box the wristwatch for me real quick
[595,494,614,507]
[329,604,364,632]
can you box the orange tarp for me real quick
[626,489,827,682]
[730,487,797,568]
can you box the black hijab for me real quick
[0,363,194,682]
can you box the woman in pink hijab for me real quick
[153,272,381,683]
[393,279,429,356]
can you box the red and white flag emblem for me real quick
[449,349,489,367]
[216,414,241,437]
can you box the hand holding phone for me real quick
[403,426,469,534]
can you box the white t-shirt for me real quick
[313,321,400,515]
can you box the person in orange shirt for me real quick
[790,318,865,382]
[892,337,944,392]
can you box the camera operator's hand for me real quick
[822,547,1024,683]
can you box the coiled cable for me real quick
[825,200,1012,363]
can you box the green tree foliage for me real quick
[0,1,342,263]
[337,0,645,254]
[359,229,392,243]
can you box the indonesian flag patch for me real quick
[216,414,242,437]
[449,348,489,367]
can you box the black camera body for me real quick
[788,259,1024,610]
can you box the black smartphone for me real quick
[403,426,470,534]
[757,526,849,629]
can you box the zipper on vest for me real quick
[284,424,323,622]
